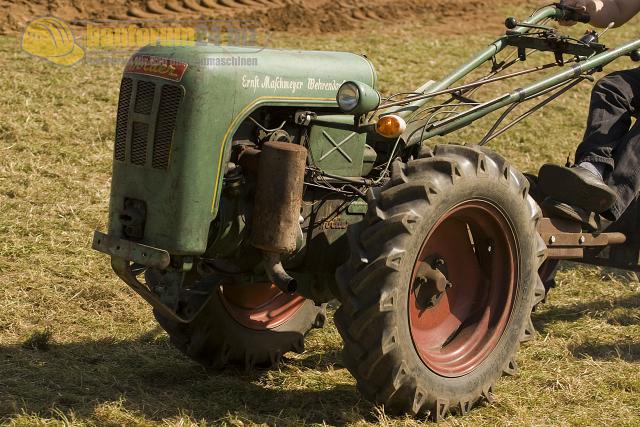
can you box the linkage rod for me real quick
[479,77,587,145]
[378,60,570,110]
[405,37,640,146]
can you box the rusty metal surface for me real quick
[92,230,170,269]
[538,218,627,260]
[250,142,308,254]
[540,232,625,247]
[545,247,584,259]
[538,216,581,234]
[220,282,307,331]
[606,233,628,245]
[409,201,517,378]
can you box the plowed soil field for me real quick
[1,0,494,34]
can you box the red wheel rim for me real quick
[220,282,306,331]
[409,200,518,377]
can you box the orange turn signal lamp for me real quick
[375,114,407,139]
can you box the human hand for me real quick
[560,0,614,28]
[558,0,589,26]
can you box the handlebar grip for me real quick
[558,3,591,23]
[567,10,591,23]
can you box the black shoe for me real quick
[541,197,601,232]
[538,164,617,213]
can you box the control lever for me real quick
[580,22,614,45]
[505,17,556,32]
[579,30,599,45]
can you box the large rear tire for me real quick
[335,145,546,420]
[150,272,326,370]
[525,172,559,301]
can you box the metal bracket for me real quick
[92,231,212,324]
[518,47,527,62]
[111,257,214,324]
[92,230,170,269]
[504,35,606,59]
[538,217,627,259]
[554,51,564,66]
[294,111,316,126]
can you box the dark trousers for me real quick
[575,68,640,220]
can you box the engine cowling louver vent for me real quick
[134,81,155,115]
[130,121,149,166]
[113,76,183,169]
[114,78,132,162]
[152,85,183,170]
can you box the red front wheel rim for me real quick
[409,200,518,377]
[220,282,306,331]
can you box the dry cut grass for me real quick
[0,2,638,425]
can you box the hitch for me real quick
[538,217,627,259]
[92,230,169,269]
[92,231,211,324]
[110,257,213,324]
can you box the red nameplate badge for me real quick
[124,55,189,82]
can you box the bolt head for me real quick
[415,276,429,287]
[433,258,445,268]
[549,235,556,244]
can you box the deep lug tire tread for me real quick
[153,289,325,371]
[335,144,547,420]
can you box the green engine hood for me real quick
[108,43,377,255]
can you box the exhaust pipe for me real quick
[262,252,298,293]
[250,141,307,294]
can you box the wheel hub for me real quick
[408,200,518,377]
[413,259,452,311]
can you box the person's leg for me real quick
[604,121,640,221]
[576,68,640,172]
[539,68,640,216]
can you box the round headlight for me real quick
[336,81,381,115]
[337,82,360,113]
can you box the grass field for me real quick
[0,3,639,425]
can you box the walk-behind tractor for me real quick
[93,3,640,420]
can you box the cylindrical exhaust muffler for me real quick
[250,141,307,292]
[251,141,307,253]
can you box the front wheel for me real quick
[150,271,326,370]
[335,145,546,420]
